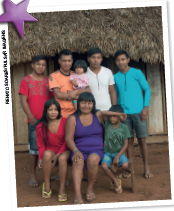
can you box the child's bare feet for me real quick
[111,178,122,193]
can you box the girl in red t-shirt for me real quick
[36,99,70,202]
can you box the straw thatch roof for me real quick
[9,6,163,66]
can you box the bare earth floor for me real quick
[15,143,171,207]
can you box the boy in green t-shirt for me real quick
[101,105,131,193]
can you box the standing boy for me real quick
[86,47,117,110]
[114,50,153,179]
[19,55,53,187]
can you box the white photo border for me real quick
[0,0,173,211]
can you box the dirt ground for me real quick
[15,142,171,207]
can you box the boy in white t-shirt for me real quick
[86,47,117,111]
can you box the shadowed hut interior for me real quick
[9,7,167,151]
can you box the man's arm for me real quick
[53,86,91,101]
[19,94,37,124]
[68,86,91,100]
[109,84,117,105]
[52,87,73,101]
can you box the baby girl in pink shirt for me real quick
[70,60,89,109]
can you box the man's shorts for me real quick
[123,113,148,138]
[101,152,128,168]
[28,120,41,155]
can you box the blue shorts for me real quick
[101,152,128,168]
[28,119,41,155]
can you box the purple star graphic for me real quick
[0,0,38,38]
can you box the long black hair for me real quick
[38,99,61,145]
[74,92,97,116]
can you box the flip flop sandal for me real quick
[74,200,84,204]
[29,181,38,188]
[86,193,96,202]
[114,179,122,194]
[58,194,67,202]
[145,172,153,179]
[122,171,131,178]
[42,183,52,198]
[116,174,123,179]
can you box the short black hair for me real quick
[59,49,73,59]
[87,47,103,57]
[32,55,47,64]
[74,60,87,73]
[109,105,124,113]
[114,50,129,60]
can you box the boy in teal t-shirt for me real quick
[101,105,131,193]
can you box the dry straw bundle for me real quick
[8,7,163,65]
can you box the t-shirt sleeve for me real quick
[36,124,46,160]
[49,73,60,91]
[108,70,115,85]
[123,124,131,140]
[18,78,29,96]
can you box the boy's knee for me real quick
[101,162,109,171]
[121,162,128,170]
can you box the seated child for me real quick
[70,60,89,110]
[101,105,131,193]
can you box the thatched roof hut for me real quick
[8,6,163,66]
[10,6,168,152]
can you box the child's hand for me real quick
[71,80,79,87]
[113,155,119,167]
[120,113,127,122]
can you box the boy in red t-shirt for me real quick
[19,55,53,187]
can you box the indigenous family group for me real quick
[18,48,153,204]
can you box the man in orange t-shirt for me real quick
[49,49,91,117]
